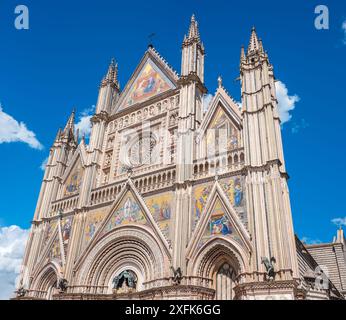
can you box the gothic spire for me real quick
[102,58,119,89]
[53,128,62,143]
[183,14,201,45]
[180,14,205,82]
[247,26,260,54]
[61,109,77,146]
[188,14,200,40]
[63,109,75,133]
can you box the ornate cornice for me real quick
[234,279,297,294]
[91,111,109,124]
[178,73,207,94]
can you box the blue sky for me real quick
[0,0,345,246]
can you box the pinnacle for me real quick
[103,57,119,88]
[240,45,246,62]
[64,109,75,132]
[187,14,200,40]
[247,26,260,54]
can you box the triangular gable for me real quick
[61,155,84,197]
[186,181,251,259]
[74,179,171,270]
[198,92,242,157]
[61,142,87,184]
[200,87,242,137]
[115,49,178,114]
[98,191,147,237]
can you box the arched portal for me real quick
[32,263,60,300]
[75,226,170,294]
[189,238,248,300]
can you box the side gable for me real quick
[60,143,87,197]
[186,181,251,260]
[197,89,243,159]
[200,87,242,136]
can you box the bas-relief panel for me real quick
[192,183,213,231]
[64,161,84,196]
[119,59,174,111]
[197,199,243,250]
[219,176,247,228]
[145,192,173,245]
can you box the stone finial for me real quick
[217,75,223,88]
[240,45,246,62]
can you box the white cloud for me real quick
[75,105,95,138]
[331,217,346,227]
[291,118,309,134]
[342,20,346,45]
[40,157,48,171]
[301,236,322,245]
[0,104,43,150]
[202,94,213,113]
[275,81,300,124]
[0,225,29,300]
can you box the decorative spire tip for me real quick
[217,75,223,88]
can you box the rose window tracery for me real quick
[128,135,157,167]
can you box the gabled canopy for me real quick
[199,85,242,138]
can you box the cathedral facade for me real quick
[16,16,345,300]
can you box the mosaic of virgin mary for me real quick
[125,60,171,107]
[210,215,232,236]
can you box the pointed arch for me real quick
[31,261,61,299]
[74,225,170,294]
